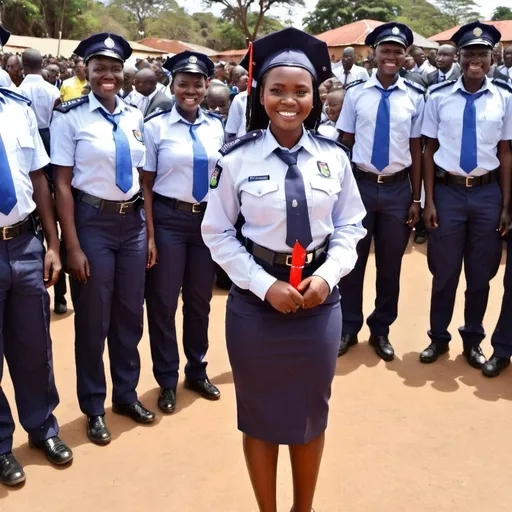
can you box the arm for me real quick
[141,171,157,268]
[341,132,355,148]
[407,137,422,227]
[423,138,439,229]
[498,140,511,235]
[337,88,356,147]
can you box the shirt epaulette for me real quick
[55,95,89,113]
[219,130,264,156]
[309,131,351,158]
[404,79,426,95]
[144,107,173,122]
[492,79,512,93]
[203,110,223,123]
[345,79,365,91]
[428,80,456,94]
[0,87,31,106]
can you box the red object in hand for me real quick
[289,241,307,289]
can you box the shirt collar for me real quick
[169,103,206,126]
[451,76,495,96]
[261,126,315,160]
[21,74,44,84]
[364,72,406,92]
[145,88,158,103]
[88,92,129,115]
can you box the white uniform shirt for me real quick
[318,120,339,141]
[0,69,12,88]
[437,64,457,83]
[337,73,425,174]
[333,64,370,85]
[19,74,60,129]
[129,89,158,116]
[421,77,512,176]
[0,90,50,227]
[50,92,146,200]
[414,61,436,75]
[202,128,367,301]
[225,91,247,137]
[144,104,224,203]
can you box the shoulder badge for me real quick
[219,130,264,156]
[0,87,31,106]
[428,80,456,95]
[492,78,512,93]
[345,79,365,92]
[144,107,173,123]
[310,131,351,160]
[404,79,426,95]
[55,95,89,113]
[210,163,223,189]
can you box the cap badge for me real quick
[189,55,198,64]
[392,27,400,36]
[473,27,483,37]
[104,37,115,49]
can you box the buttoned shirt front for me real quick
[225,91,247,137]
[337,73,425,174]
[129,88,158,116]
[421,77,512,176]
[144,104,224,203]
[50,92,146,200]
[19,74,60,129]
[333,64,370,86]
[0,91,50,227]
[201,127,367,301]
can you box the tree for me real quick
[216,13,282,49]
[303,0,401,35]
[203,0,304,44]
[434,0,481,27]
[492,6,512,21]
[395,0,452,38]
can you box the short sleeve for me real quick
[26,107,50,172]
[336,88,356,133]
[50,111,76,166]
[502,94,512,141]
[421,94,439,139]
[225,95,243,134]
[410,93,425,138]
[143,119,158,173]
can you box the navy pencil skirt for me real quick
[226,284,342,445]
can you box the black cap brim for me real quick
[171,64,209,77]
[85,49,125,63]
[459,39,494,48]
[375,36,407,47]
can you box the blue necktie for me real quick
[98,109,133,193]
[189,124,209,202]
[0,134,16,215]
[371,87,396,172]
[459,89,488,174]
[274,148,313,249]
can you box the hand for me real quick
[43,248,62,288]
[407,202,421,228]
[265,280,304,314]
[297,276,330,309]
[147,237,158,269]
[423,202,438,230]
[498,208,510,237]
[67,247,90,283]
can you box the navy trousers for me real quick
[145,200,216,389]
[490,236,512,357]
[427,182,502,347]
[0,230,59,454]
[339,178,411,336]
[71,202,147,416]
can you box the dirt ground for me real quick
[1,239,511,512]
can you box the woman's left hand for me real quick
[297,276,330,309]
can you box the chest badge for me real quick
[133,129,143,143]
[317,161,331,178]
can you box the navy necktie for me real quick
[459,89,488,174]
[98,109,133,193]
[371,86,396,172]
[274,148,313,249]
[0,134,16,215]
[189,124,209,202]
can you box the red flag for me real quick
[289,241,307,289]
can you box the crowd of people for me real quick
[0,18,511,512]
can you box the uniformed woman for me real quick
[142,51,225,414]
[51,33,155,446]
[202,28,366,512]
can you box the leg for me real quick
[289,433,326,512]
[107,211,147,405]
[243,434,279,512]
[145,203,188,389]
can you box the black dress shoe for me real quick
[419,343,449,363]
[414,232,428,245]
[87,415,111,445]
[158,387,177,414]
[369,335,395,362]
[29,436,73,465]
[54,302,67,315]
[184,378,221,400]
[482,354,511,377]
[112,400,155,424]
[338,333,358,357]
[463,344,487,369]
[0,453,25,486]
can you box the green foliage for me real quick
[434,0,481,26]
[395,0,452,37]
[491,6,512,21]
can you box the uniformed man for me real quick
[419,22,512,367]
[0,56,73,484]
[225,89,247,141]
[336,22,424,361]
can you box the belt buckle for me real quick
[118,202,130,214]
[191,203,202,214]
[377,174,385,184]
[465,176,474,188]
[286,252,313,267]
[2,227,13,241]
[286,255,293,267]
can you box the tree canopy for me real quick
[491,6,512,21]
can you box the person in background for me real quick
[333,47,369,87]
[404,55,416,71]
[411,46,436,75]
[0,30,13,88]
[214,62,226,84]
[427,49,438,67]
[119,64,135,99]
[488,43,510,81]
[230,65,248,94]
[426,44,460,86]
[59,59,87,101]
[5,55,23,87]
[131,68,173,117]
[225,88,248,141]
[45,64,61,88]
[206,83,231,120]
[151,63,167,92]
[498,45,512,79]
[318,87,345,141]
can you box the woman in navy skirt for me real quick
[202,28,366,512]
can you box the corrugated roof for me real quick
[316,19,439,49]
[138,38,216,56]
[210,49,247,61]
[429,20,512,42]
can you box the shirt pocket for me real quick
[309,176,342,221]
[477,109,502,145]
[240,179,283,226]
[16,133,35,172]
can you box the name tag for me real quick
[248,175,270,182]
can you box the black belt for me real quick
[353,166,410,184]
[154,193,207,214]
[245,238,329,268]
[0,214,37,241]
[435,166,496,187]
[73,189,143,214]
